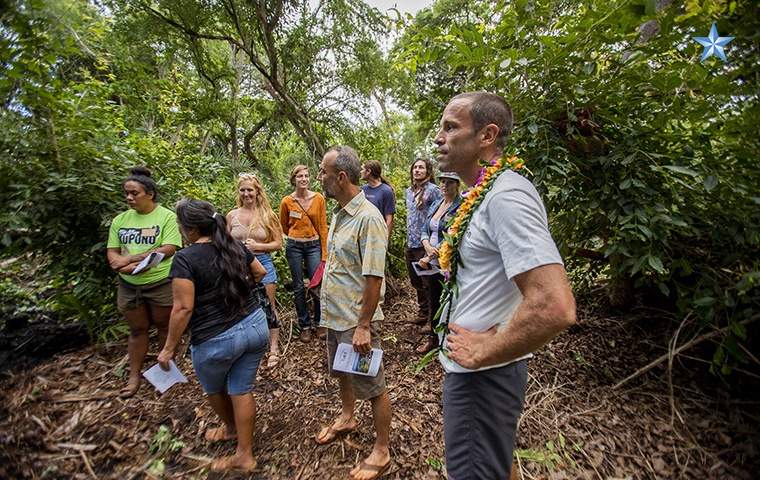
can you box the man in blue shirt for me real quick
[360,159,396,243]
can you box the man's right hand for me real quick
[352,326,372,355]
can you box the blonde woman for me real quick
[280,165,328,342]
[227,173,283,368]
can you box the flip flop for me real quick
[350,459,392,480]
[210,455,257,473]
[204,426,237,443]
[118,382,140,398]
[315,425,356,445]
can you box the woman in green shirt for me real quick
[106,167,182,397]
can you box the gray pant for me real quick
[443,360,528,480]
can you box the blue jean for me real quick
[190,308,269,395]
[285,238,322,330]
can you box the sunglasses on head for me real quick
[238,172,257,178]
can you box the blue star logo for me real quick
[693,22,734,62]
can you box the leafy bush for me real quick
[394,0,760,372]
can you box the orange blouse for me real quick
[279,193,328,261]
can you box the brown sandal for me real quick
[210,455,257,473]
[351,459,392,479]
[204,426,237,443]
[315,425,356,445]
[416,338,438,354]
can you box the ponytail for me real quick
[363,159,395,196]
[176,198,251,319]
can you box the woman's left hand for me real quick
[157,347,174,371]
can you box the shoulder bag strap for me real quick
[291,194,317,233]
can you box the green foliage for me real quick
[148,425,185,478]
[0,277,40,318]
[514,431,583,472]
[107,0,396,160]
[0,0,425,346]
[395,0,760,372]
[1,0,132,324]
[425,456,444,471]
[387,196,408,278]
[150,425,185,454]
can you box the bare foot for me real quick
[118,379,140,398]
[267,352,280,368]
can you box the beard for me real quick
[321,181,336,199]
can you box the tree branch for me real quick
[612,314,760,390]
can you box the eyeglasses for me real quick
[238,172,257,178]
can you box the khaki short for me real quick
[326,321,386,401]
[116,276,173,312]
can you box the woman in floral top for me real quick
[404,158,442,328]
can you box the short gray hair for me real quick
[326,146,361,185]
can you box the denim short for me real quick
[190,308,269,395]
[255,253,277,285]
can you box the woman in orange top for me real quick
[280,165,328,342]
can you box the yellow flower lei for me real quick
[430,155,524,350]
[438,156,523,270]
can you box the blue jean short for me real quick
[255,253,277,285]
[190,308,269,395]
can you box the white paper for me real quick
[332,342,383,377]
[412,261,440,276]
[142,360,187,393]
[132,251,165,274]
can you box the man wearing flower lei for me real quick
[433,91,576,480]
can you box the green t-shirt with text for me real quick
[108,205,182,285]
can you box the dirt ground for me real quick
[1,278,758,479]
